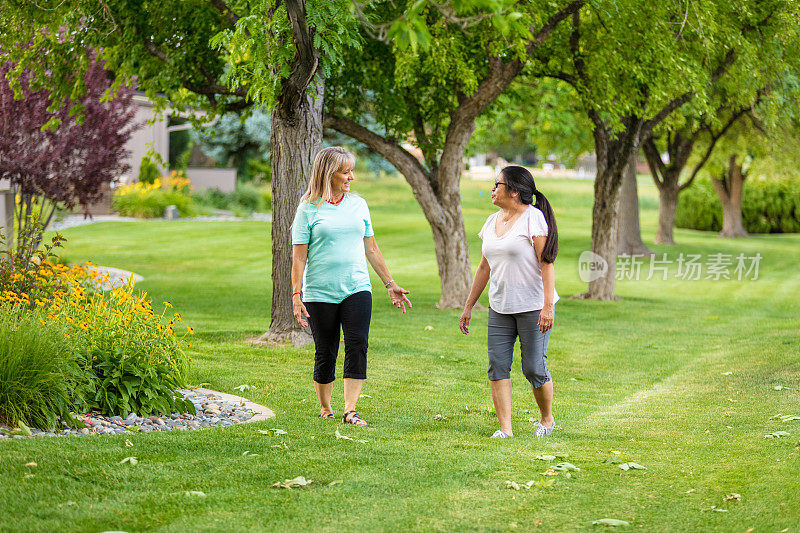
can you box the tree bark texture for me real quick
[579,120,642,300]
[255,0,323,345]
[616,154,653,256]
[256,79,323,345]
[713,154,749,238]
[655,184,679,244]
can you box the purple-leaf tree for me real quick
[0,56,137,248]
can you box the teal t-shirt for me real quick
[291,194,375,303]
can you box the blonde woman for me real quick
[291,146,411,426]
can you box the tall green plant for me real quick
[0,308,84,429]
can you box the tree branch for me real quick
[209,0,239,25]
[641,136,666,188]
[681,105,750,191]
[324,113,448,228]
[277,0,320,118]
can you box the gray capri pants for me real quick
[487,307,552,388]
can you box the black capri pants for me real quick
[304,291,372,384]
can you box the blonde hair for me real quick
[301,146,356,205]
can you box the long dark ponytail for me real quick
[500,165,559,263]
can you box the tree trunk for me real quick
[616,154,653,256]
[655,178,679,245]
[579,122,641,300]
[430,197,472,308]
[713,154,748,238]
[253,77,323,346]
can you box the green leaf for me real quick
[592,518,631,527]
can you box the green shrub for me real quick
[192,184,271,214]
[112,179,197,218]
[675,175,800,233]
[0,308,84,429]
[138,156,160,185]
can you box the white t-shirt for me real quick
[478,205,559,314]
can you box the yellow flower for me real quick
[187,326,194,335]
[163,301,173,308]
[173,312,182,321]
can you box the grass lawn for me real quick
[2,175,799,532]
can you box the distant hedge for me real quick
[675,176,800,233]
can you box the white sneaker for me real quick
[490,430,513,438]
[534,420,555,437]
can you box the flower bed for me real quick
[0,233,194,429]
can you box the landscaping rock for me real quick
[0,388,266,440]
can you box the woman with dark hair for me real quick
[460,165,559,438]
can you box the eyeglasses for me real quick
[492,181,507,190]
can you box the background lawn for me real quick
[1,176,799,532]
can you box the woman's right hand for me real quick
[459,307,472,335]
[293,297,310,328]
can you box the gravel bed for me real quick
[0,389,255,439]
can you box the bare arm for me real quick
[364,236,411,312]
[459,255,491,334]
[533,235,555,333]
[291,244,310,327]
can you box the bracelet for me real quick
[384,279,394,288]
[291,291,301,298]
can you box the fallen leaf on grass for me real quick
[703,506,728,512]
[505,479,555,490]
[723,493,741,501]
[119,456,138,466]
[618,463,646,471]
[272,476,311,489]
[592,518,630,527]
[535,454,557,461]
[125,439,133,447]
[233,384,251,392]
[434,414,448,421]
[327,480,342,486]
[424,325,434,331]
[539,469,558,476]
[185,491,207,498]
[24,462,37,468]
[259,428,287,436]
[686,489,696,493]
[773,385,792,391]
[764,431,791,439]
[603,456,623,464]
[271,444,288,449]
[334,430,367,443]
[242,451,260,457]
[721,371,733,376]
[359,394,372,398]
[770,414,800,422]
[552,462,580,472]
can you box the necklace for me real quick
[328,193,345,206]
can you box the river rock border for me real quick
[0,388,274,439]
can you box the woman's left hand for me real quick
[538,304,554,333]
[387,282,412,313]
